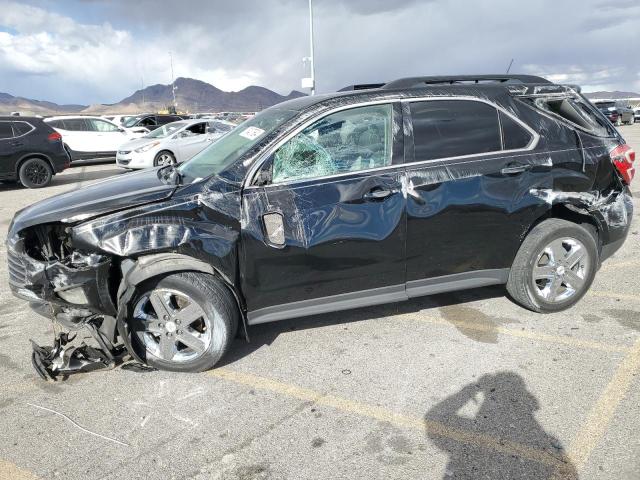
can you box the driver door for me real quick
[240,102,407,324]
[176,122,210,160]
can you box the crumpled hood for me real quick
[8,168,176,237]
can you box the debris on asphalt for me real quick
[26,403,130,447]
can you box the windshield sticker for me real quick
[238,126,265,140]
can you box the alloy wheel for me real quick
[531,237,590,303]
[25,162,49,185]
[132,288,213,362]
[157,154,174,166]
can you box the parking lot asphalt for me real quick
[0,126,639,480]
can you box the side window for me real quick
[410,100,501,161]
[11,121,32,136]
[499,112,533,150]
[186,123,206,135]
[272,104,393,183]
[0,122,14,139]
[63,118,90,131]
[47,120,64,129]
[88,119,119,132]
[140,116,157,126]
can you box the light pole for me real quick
[308,0,315,95]
[301,0,316,95]
[169,51,177,111]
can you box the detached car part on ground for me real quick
[6,74,635,379]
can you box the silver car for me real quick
[116,119,235,169]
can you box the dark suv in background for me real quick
[122,114,184,135]
[0,117,69,188]
[594,100,635,126]
[6,75,635,378]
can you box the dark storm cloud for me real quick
[1,0,639,104]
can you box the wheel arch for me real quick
[523,203,604,256]
[15,153,55,177]
[116,253,247,333]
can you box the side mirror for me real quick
[118,128,125,133]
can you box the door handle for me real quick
[501,164,531,175]
[363,188,393,201]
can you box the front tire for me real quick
[507,219,598,313]
[124,272,238,372]
[154,150,176,167]
[18,158,53,188]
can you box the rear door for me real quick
[403,98,551,295]
[86,118,127,153]
[51,118,94,155]
[240,102,407,323]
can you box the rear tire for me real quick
[18,158,53,188]
[124,272,238,372]
[507,219,598,313]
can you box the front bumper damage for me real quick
[7,234,123,380]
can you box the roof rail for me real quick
[381,75,552,90]
[338,83,386,92]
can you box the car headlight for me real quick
[135,141,160,153]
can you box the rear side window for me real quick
[47,120,64,129]
[11,121,32,136]
[525,97,615,137]
[410,100,501,161]
[499,112,533,150]
[0,122,13,139]
[88,118,119,132]
[62,118,90,131]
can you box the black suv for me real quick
[6,75,635,376]
[0,117,70,188]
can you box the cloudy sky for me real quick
[0,0,638,105]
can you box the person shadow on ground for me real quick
[425,372,578,479]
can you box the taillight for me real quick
[47,131,62,142]
[610,144,636,184]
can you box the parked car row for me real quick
[0,113,236,187]
[593,100,636,126]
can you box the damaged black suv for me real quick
[6,75,635,377]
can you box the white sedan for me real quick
[116,119,234,169]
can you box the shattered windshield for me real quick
[145,122,187,138]
[178,107,298,181]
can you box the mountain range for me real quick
[0,77,306,115]
[583,91,640,100]
[1,77,638,116]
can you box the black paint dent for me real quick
[240,169,407,312]
[72,176,242,287]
